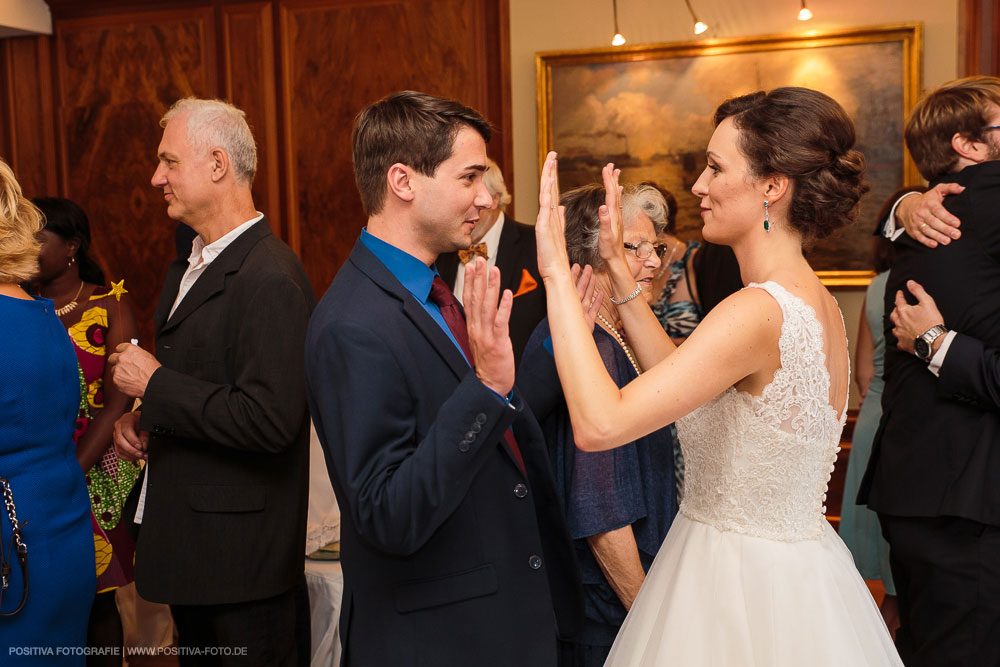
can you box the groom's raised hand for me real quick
[463,257,515,397]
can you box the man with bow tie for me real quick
[436,158,546,365]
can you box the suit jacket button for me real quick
[471,422,482,434]
[528,555,542,570]
[465,430,477,441]
[475,413,488,425]
[458,440,471,452]
[513,483,528,499]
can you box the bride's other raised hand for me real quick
[535,151,571,283]
[597,163,628,275]
[595,162,675,367]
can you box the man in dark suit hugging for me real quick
[860,76,1000,667]
[435,157,547,365]
[110,98,315,663]
[305,90,582,666]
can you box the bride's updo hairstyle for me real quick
[713,87,868,241]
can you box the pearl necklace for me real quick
[597,313,641,376]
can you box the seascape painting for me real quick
[538,25,922,283]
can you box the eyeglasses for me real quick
[983,125,1000,132]
[623,241,668,259]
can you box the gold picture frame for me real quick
[537,24,923,287]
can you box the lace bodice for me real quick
[674,281,848,542]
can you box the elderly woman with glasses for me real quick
[521,182,679,667]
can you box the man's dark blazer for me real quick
[305,239,583,667]
[136,218,316,605]
[938,333,1000,412]
[860,160,1000,527]
[436,215,546,365]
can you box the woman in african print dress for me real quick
[32,198,141,665]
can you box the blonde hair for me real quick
[0,159,43,284]
[161,98,258,185]
[483,158,512,210]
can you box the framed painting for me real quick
[537,24,923,286]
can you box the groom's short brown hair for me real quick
[351,91,491,216]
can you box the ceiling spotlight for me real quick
[798,0,813,21]
[611,0,626,46]
[684,0,708,35]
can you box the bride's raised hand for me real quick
[596,163,629,276]
[535,151,571,283]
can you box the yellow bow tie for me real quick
[458,243,489,264]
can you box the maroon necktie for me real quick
[428,276,526,474]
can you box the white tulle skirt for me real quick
[605,513,903,666]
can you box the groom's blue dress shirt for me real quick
[360,228,470,365]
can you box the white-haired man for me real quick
[436,158,546,364]
[109,98,315,663]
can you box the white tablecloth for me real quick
[307,423,340,554]
[305,559,344,666]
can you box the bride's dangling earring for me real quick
[763,200,770,232]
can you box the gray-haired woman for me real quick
[522,183,679,667]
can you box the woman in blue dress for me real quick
[0,159,94,661]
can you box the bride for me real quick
[467,87,903,664]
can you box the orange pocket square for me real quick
[512,269,538,298]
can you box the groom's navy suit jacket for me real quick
[305,237,582,666]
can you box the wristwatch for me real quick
[914,324,948,362]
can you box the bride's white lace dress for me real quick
[605,282,902,666]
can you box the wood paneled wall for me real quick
[1,35,57,198]
[1,0,512,342]
[959,0,1000,76]
[279,0,498,289]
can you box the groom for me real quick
[304,90,582,665]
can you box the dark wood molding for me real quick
[46,0,212,21]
